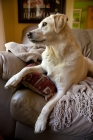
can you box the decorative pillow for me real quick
[21,62,56,102]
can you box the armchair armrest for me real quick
[10,89,46,127]
[0,51,26,80]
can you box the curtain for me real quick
[0,0,5,50]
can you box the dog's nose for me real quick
[27,32,32,38]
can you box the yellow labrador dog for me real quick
[5,14,93,133]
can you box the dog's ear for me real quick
[52,14,68,33]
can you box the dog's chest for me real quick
[41,50,65,77]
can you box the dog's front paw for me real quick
[5,74,21,89]
[35,115,47,133]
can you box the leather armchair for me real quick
[0,27,93,140]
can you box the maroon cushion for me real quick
[21,62,56,102]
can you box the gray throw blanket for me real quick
[5,42,45,62]
[49,77,93,131]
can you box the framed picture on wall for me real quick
[18,0,65,23]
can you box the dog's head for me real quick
[27,14,68,44]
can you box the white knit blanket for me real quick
[49,77,93,131]
[5,42,45,62]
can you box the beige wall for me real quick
[2,0,74,44]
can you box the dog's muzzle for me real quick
[27,32,45,43]
[27,32,36,43]
[27,32,32,38]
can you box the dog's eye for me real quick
[42,22,47,27]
